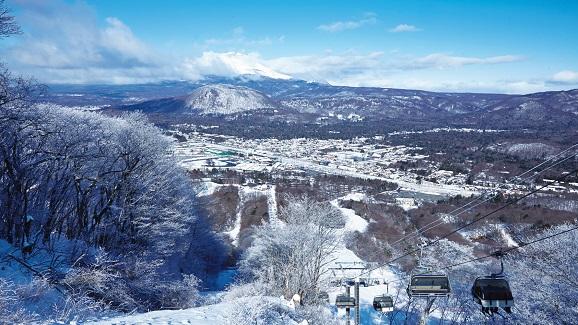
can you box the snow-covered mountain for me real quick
[185,84,274,114]
[48,77,578,125]
[204,52,291,80]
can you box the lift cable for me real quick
[515,143,578,179]
[420,222,578,274]
[387,146,577,249]
[358,166,578,278]
[388,147,577,249]
[394,152,577,248]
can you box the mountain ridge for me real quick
[44,77,578,125]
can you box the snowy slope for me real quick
[185,84,274,114]
[86,304,225,325]
[86,296,304,325]
[85,192,408,325]
[325,194,415,324]
[332,201,368,234]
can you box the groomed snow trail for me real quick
[267,185,280,226]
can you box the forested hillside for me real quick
[0,6,227,321]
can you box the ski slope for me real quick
[86,304,225,325]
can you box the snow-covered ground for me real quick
[326,194,409,324]
[331,196,369,234]
[267,185,280,226]
[173,134,482,199]
[86,303,227,325]
[84,189,500,324]
[224,184,272,245]
[195,181,221,197]
[91,193,406,325]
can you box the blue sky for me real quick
[2,0,578,93]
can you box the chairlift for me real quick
[407,274,451,297]
[335,294,356,308]
[407,242,451,298]
[472,252,514,315]
[373,282,394,313]
[373,295,394,313]
[344,277,368,287]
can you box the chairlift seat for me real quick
[407,274,451,297]
[373,295,394,312]
[472,277,514,311]
[335,294,356,308]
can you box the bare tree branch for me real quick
[0,0,20,38]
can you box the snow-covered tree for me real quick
[240,196,344,303]
[0,99,226,315]
[507,224,578,323]
[0,0,20,38]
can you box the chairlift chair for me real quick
[373,295,394,313]
[407,243,451,298]
[472,277,514,314]
[335,294,356,308]
[407,274,451,298]
[472,252,514,314]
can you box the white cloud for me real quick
[268,51,383,73]
[262,51,539,93]
[265,52,524,80]
[203,26,278,47]
[550,70,578,84]
[1,1,563,93]
[182,52,291,80]
[295,71,548,94]
[101,17,154,63]
[317,13,377,32]
[7,0,158,71]
[389,24,421,33]
[407,53,524,69]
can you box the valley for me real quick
[2,1,578,323]
[40,80,578,324]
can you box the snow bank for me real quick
[86,296,304,325]
[86,302,226,325]
[341,192,367,202]
[196,181,221,197]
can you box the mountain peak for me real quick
[185,84,274,114]
[200,52,292,80]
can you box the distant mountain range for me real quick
[44,76,578,126]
